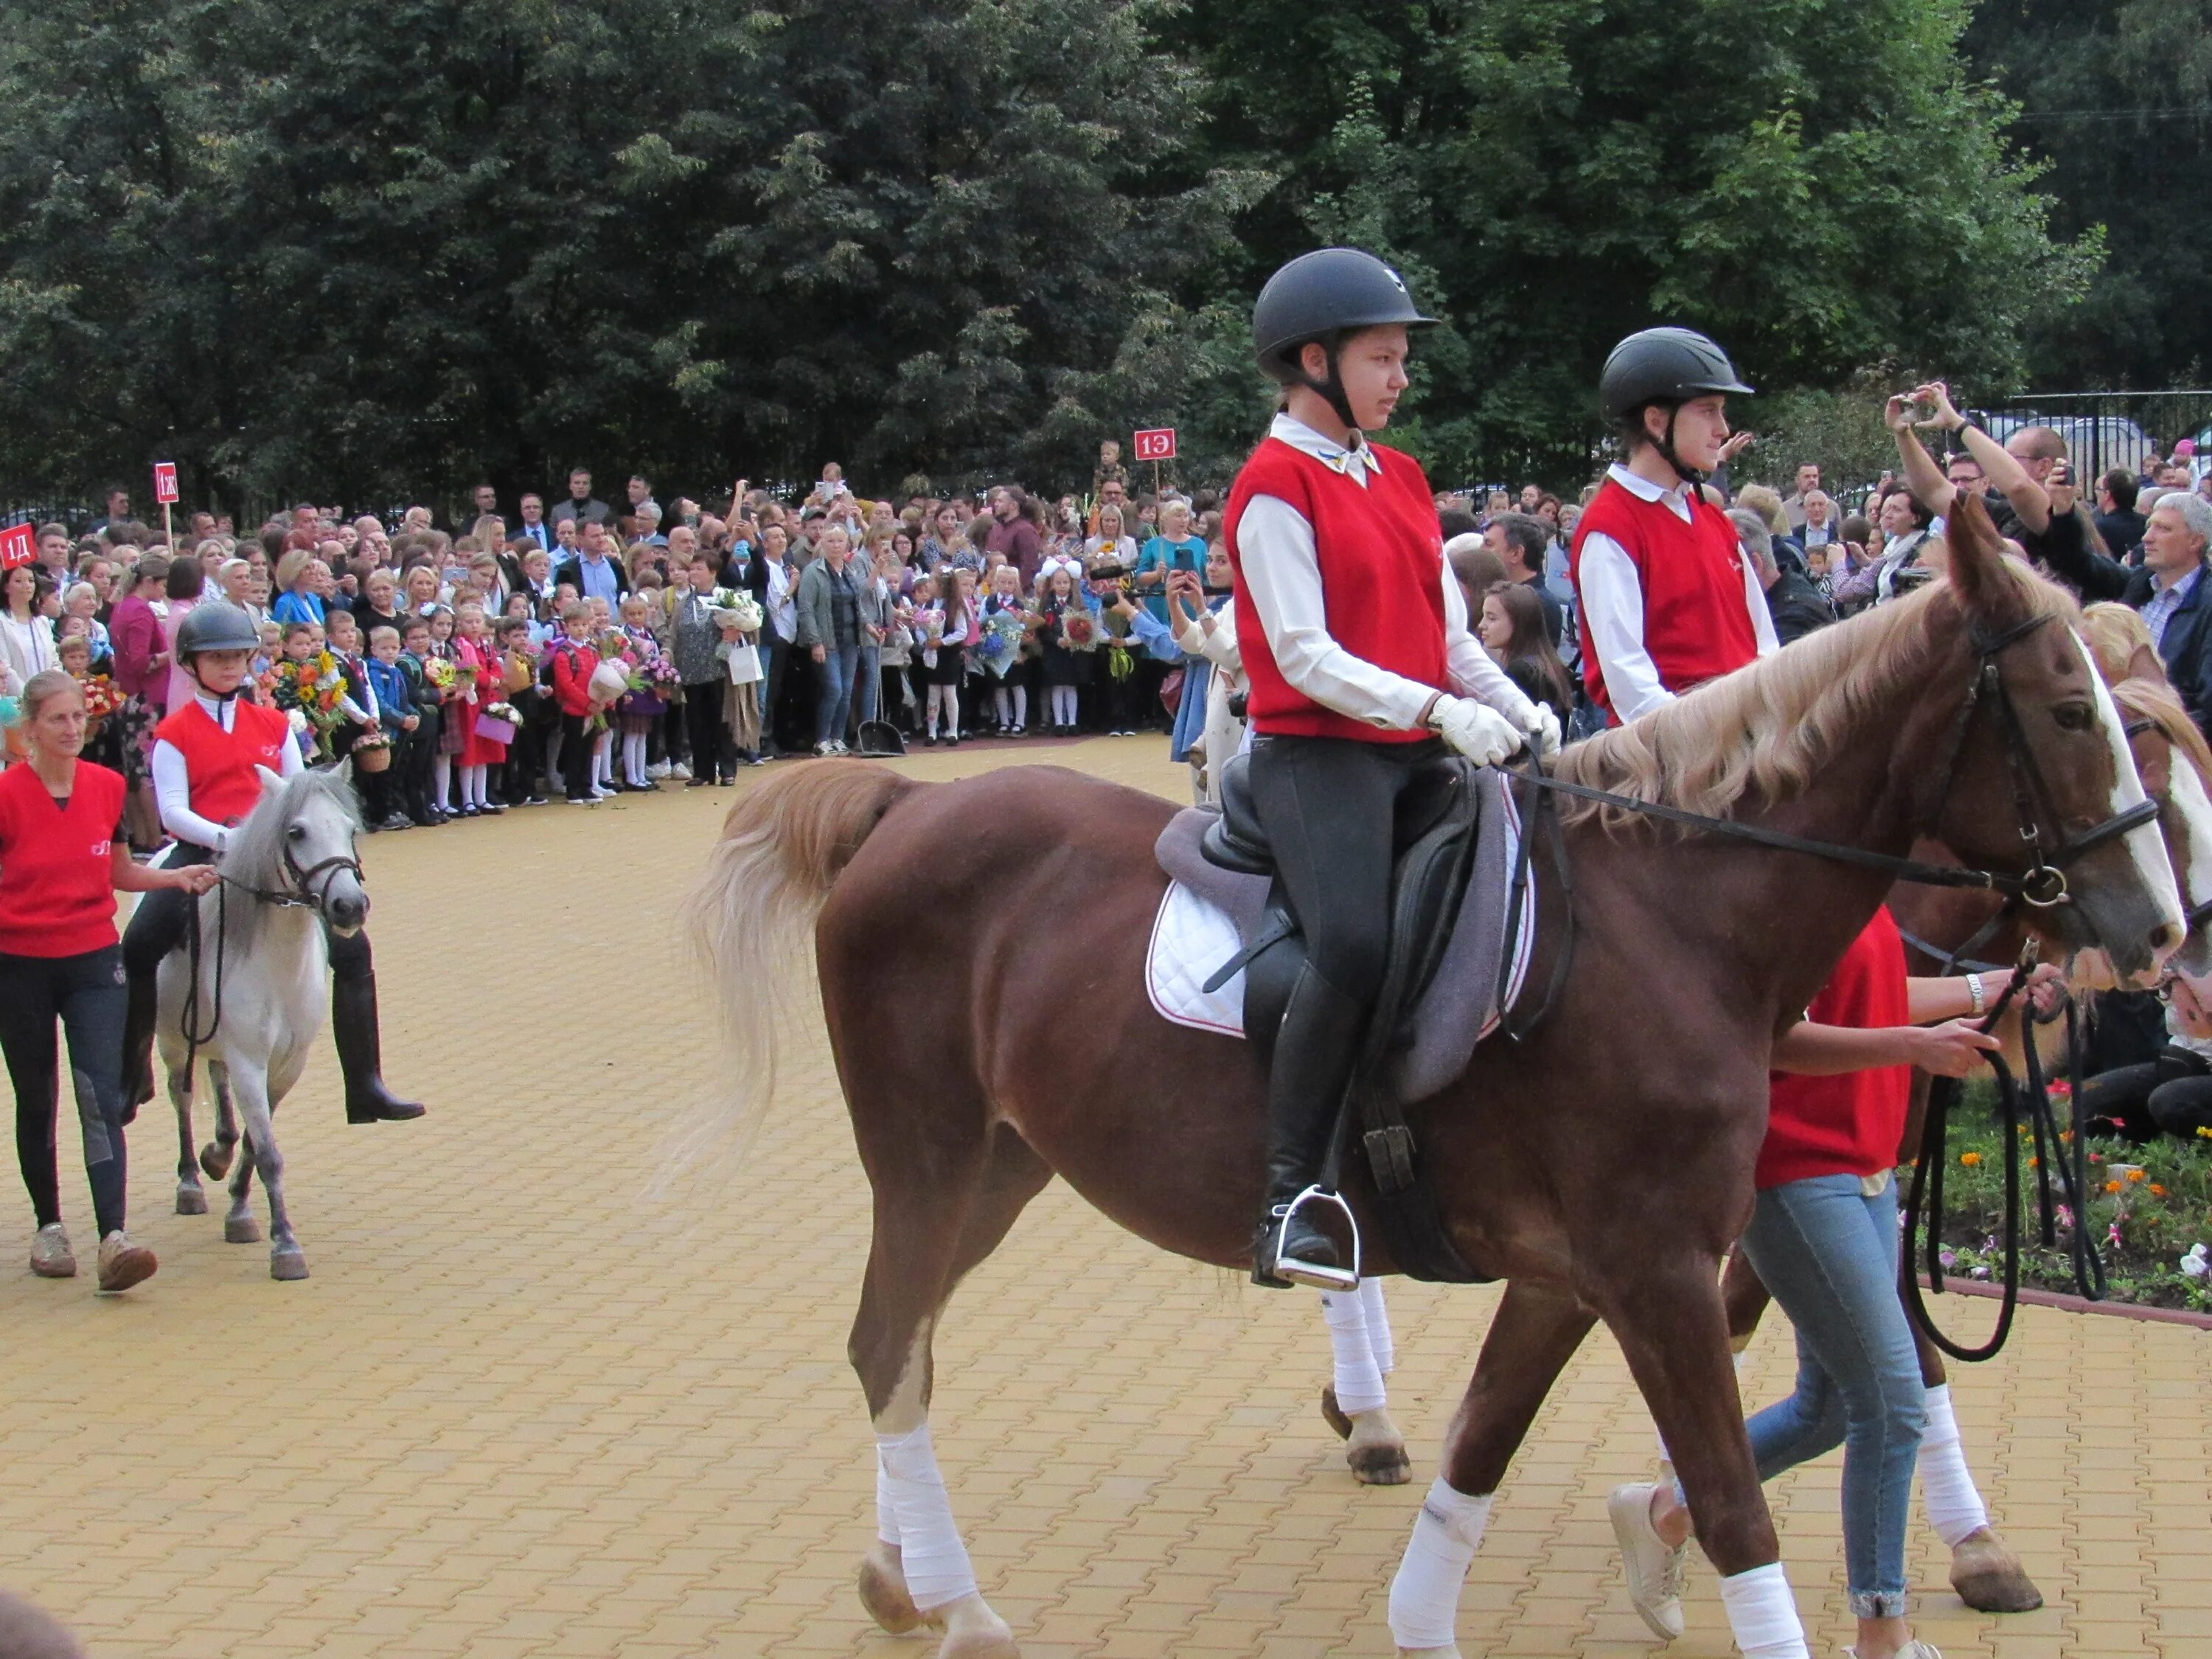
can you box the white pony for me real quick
[161,765,367,1280]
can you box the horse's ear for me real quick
[333,757,354,786]
[255,764,286,797]
[1941,490,2015,622]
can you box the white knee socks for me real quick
[1387,1477,1493,1649]
[1051,685,1078,728]
[1718,1562,1810,1659]
[432,753,451,811]
[876,1424,978,1611]
[459,762,487,809]
[928,686,961,737]
[622,729,647,785]
[1919,1383,1990,1545]
[1322,1287,1386,1416]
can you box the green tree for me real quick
[1166,0,2092,488]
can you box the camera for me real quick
[1088,560,1134,581]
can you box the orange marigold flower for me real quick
[2149,1183,2168,1197]
[2126,1169,2147,1183]
[1959,1152,1982,1167]
[2104,1180,2124,1194]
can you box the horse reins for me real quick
[177,841,364,1076]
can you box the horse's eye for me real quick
[2053,703,2093,733]
[287,824,307,840]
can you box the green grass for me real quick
[1908,1080,2212,1313]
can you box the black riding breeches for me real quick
[1,945,131,1234]
[1242,733,1447,1040]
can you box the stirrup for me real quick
[1267,1185,1360,1292]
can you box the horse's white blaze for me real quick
[2076,629,2183,928]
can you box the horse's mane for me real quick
[1553,561,2082,830]
[2113,675,2212,785]
[207,767,360,953]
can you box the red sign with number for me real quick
[153,462,179,504]
[0,524,34,569]
[1133,427,1177,462]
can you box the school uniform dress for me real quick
[456,637,509,765]
[0,762,137,1239]
[1568,462,1778,725]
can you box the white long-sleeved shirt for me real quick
[1235,414,1537,733]
[1576,463,1779,724]
[151,692,305,852]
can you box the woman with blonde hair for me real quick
[2081,601,2166,687]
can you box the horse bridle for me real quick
[223,841,365,917]
[1526,609,2158,902]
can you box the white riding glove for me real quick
[1425,695,1521,767]
[1522,703,1562,759]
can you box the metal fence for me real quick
[1966,390,2212,486]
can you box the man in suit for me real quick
[554,517,630,606]
[2097,469,2148,562]
[549,468,611,528]
[513,493,554,557]
[2128,492,2212,737]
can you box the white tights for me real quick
[592,731,613,785]
[622,728,649,786]
[432,753,452,813]
[927,685,960,737]
[993,684,1026,731]
[460,762,488,810]
[1048,685,1079,728]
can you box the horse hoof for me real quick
[858,1549,922,1635]
[269,1249,310,1281]
[928,1593,1018,1658]
[1950,1528,2044,1613]
[175,1186,207,1216]
[1321,1384,1352,1440]
[200,1142,234,1180]
[224,1217,263,1244]
[1348,1439,1413,1485]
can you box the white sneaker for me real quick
[97,1231,157,1293]
[591,784,616,800]
[1608,1484,1686,1641]
[669,762,692,779]
[29,1222,74,1278]
[646,760,670,779]
[832,740,849,755]
[814,740,836,757]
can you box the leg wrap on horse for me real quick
[874,1425,977,1613]
[1918,1384,1990,1546]
[1321,1286,1387,1416]
[1359,1275,1395,1376]
[1386,1478,1493,1650]
[1717,1563,1810,1659]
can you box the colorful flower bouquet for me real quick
[1060,609,1102,651]
[264,650,349,759]
[709,588,763,633]
[76,672,122,731]
[977,611,1027,678]
[474,700,521,745]
[422,657,456,690]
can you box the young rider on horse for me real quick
[119,602,426,1126]
[1571,328,1779,724]
[1225,248,1559,1291]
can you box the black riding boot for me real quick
[1252,965,1366,1290]
[332,971,425,1124]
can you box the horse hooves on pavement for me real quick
[1950,1528,2045,1613]
[1348,1440,1413,1485]
[1321,1384,1353,1440]
[269,1249,310,1281]
[857,1551,923,1635]
[223,1216,263,1244]
[175,1186,207,1216]
[199,1142,234,1180]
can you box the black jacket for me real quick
[554,553,630,601]
[2124,564,2212,735]
[1764,568,1837,646]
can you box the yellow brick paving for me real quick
[1,737,2203,1659]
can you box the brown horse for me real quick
[686,499,2182,1659]
[1714,671,2212,1614]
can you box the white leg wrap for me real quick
[1919,1384,1991,1546]
[1358,1276,1396,1374]
[876,1424,977,1612]
[874,1455,900,1547]
[1321,1287,1387,1416]
[1386,1477,1493,1650]
[1718,1562,1810,1659]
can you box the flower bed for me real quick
[1913,1080,2212,1312]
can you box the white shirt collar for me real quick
[1606,462,1696,524]
[1270,413,1382,484]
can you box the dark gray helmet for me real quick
[1253,248,1437,383]
[174,601,260,662]
[1599,327,1753,423]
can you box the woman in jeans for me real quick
[1609,906,2060,1659]
[5,671,215,1291]
[796,525,865,755]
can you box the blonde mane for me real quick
[1554,563,2082,830]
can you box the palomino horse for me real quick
[687,499,2181,1659]
[163,766,367,1281]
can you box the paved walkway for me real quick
[1,738,2202,1659]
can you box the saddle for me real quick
[1162,751,1536,1283]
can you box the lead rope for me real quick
[176,876,229,1084]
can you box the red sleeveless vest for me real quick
[153,699,293,827]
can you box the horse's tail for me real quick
[681,762,918,1158]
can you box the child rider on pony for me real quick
[1224,248,1559,1292]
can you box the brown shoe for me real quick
[97,1231,158,1293]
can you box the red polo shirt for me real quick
[0,761,128,957]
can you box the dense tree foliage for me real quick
[1961,0,2212,392]
[0,0,2097,505]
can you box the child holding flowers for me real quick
[613,593,672,791]
[398,617,443,824]
[548,603,603,804]
[1035,566,1096,735]
[453,600,507,817]
[423,605,463,815]
[918,566,976,747]
[980,564,1037,736]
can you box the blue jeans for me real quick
[855,642,881,727]
[1739,1172,1924,1618]
[813,641,860,745]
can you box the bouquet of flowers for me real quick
[422,656,456,690]
[77,672,123,727]
[619,645,678,715]
[473,700,521,745]
[1106,642,1134,682]
[264,650,349,759]
[976,610,1028,678]
[587,658,632,708]
[709,588,763,633]
[1060,608,1102,652]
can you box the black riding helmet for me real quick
[173,602,261,691]
[1253,248,1437,431]
[1599,327,1753,484]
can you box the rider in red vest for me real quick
[1569,328,1778,724]
[119,602,426,1125]
[1226,249,1559,1291]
